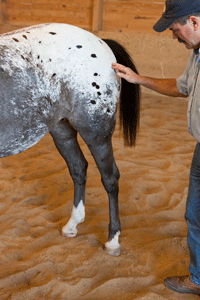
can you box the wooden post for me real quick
[92,0,103,32]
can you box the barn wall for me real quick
[0,0,165,34]
[0,0,93,33]
[103,0,165,32]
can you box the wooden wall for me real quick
[0,0,165,34]
[103,0,164,32]
[0,0,93,33]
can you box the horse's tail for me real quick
[103,39,140,147]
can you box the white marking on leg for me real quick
[62,200,85,237]
[105,231,121,256]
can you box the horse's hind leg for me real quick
[50,119,88,237]
[79,130,121,256]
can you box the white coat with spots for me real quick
[0,23,140,256]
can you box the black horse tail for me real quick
[103,39,140,147]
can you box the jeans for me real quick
[185,142,200,286]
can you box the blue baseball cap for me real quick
[153,0,200,32]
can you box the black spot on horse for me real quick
[107,109,111,113]
[97,92,101,96]
[92,82,96,87]
[96,85,100,89]
[94,73,98,76]
[76,45,82,49]
[37,55,40,59]
[106,86,112,96]
[12,38,19,42]
[21,55,30,63]
[91,100,96,105]
[91,54,97,58]
[68,48,71,50]
[52,73,56,77]
[45,95,52,104]
[49,59,52,62]
[22,35,27,39]
[49,32,57,35]
[39,41,42,44]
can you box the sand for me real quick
[0,29,199,300]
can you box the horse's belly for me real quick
[0,114,48,158]
[0,67,61,157]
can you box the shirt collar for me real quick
[194,48,200,55]
[195,48,200,65]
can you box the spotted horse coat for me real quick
[0,23,140,256]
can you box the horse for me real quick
[0,23,140,256]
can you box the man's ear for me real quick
[189,16,199,31]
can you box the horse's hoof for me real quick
[105,245,121,256]
[62,231,77,238]
[104,231,121,256]
[62,227,77,238]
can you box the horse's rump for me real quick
[0,24,120,157]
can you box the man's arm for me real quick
[112,63,187,98]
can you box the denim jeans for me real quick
[185,142,200,286]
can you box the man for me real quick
[112,0,200,296]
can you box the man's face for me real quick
[169,17,200,49]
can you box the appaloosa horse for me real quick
[0,23,140,256]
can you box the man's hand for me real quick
[112,63,186,98]
[112,63,140,84]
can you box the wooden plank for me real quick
[6,0,92,5]
[92,0,103,31]
[4,19,92,29]
[104,1,164,12]
[103,18,157,32]
[103,8,162,22]
[7,2,162,13]
[6,2,92,11]
[103,9,164,20]
[102,1,164,32]
[103,0,165,3]
[6,7,92,27]
[6,8,92,20]
[102,0,164,21]
[0,0,7,25]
